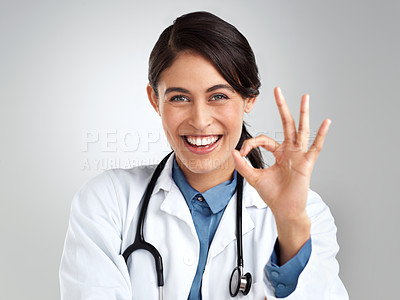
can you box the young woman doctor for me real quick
[60,12,348,300]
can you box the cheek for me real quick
[161,116,176,138]
[217,105,244,147]
[160,107,185,138]
[221,105,244,132]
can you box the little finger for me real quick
[307,118,331,161]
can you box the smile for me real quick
[182,135,222,154]
[184,135,221,147]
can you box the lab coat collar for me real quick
[207,177,267,262]
[153,153,268,210]
[156,154,198,238]
[160,183,196,234]
[206,190,253,263]
[152,152,175,194]
[243,179,268,209]
[153,153,268,263]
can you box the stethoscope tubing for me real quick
[236,172,244,269]
[122,151,251,297]
[122,151,173,287]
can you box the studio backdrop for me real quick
[1,0,399,299]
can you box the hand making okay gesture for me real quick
[232,87,331,264]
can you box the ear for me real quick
[244,96,257,113]
[146,83,160,115]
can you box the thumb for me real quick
[232,150,258,186]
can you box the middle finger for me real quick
[274,87,297,142]
[297,94,310,151]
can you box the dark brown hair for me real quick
[148,11,264,169]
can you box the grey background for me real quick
[1,0,399,299]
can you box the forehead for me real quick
[158,52,229,91]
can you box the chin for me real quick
[177,152,232,175]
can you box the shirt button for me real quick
[183,255,195,266]
[197,196,204,202]
[277,283,286,289]
[271,271,280,278]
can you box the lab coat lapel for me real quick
[207,191,255,263]
[153,154,266,262]
[155,154,198,238]
[159,184,195,230]
[151,153,174,195]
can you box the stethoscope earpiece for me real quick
[229,267,252,297]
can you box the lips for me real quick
[181,135,222,154]
[184,135,221,147]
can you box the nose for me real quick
[188,101,213,130]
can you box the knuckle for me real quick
[282,118,290,126]
[256,135,267,144]
[259,134,267,139]
[310,144,321,153]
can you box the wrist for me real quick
[275,213,311,265]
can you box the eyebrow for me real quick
[163,84,235,97]
[164,87,190,96]
[206,84,235,93]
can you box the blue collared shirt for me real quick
[172,157,311,299]
[172,158,237,300]
[266,237,311,297]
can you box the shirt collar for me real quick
[172,157,199,206]
[172,156,237,214]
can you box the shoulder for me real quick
[78,164,157,195]
[71,164,158,215]
[106,164,157,191]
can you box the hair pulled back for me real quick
[148,11,264,169]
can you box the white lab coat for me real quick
[60,155,348,299]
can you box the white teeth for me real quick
[186,136,219,147]
[202,137,210,146]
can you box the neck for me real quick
[176,157,235,193]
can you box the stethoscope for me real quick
[122,151,252,299]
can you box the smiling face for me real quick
[147,51,256,188]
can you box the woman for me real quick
[60,12,348,299]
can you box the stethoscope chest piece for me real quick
[229,266,252,297]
